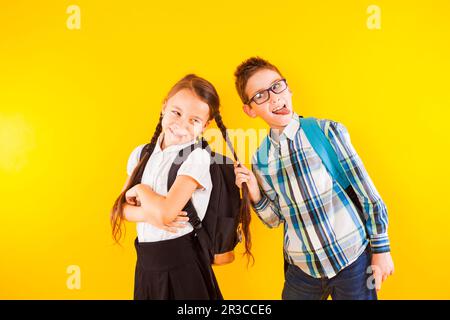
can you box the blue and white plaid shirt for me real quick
[251,112,390,279]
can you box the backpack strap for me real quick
[301,117,350,189]
[136,143,156,183]
[167,138,211,230]
[300,117,366,231]
[256,136,270,176]
[255,136,276,191]
[166,139,222,298]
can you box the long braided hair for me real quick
[110,74,254,263]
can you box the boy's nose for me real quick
[269,92,281,105]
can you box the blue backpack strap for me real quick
[255,136,275,190]
[301,117,350,189]
[256,136,270,174]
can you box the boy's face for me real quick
[243,68,293,130]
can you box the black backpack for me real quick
[136,138,242,263]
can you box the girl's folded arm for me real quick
[122,203,178,231]
[120,176,145,222]
[122,203,147,222]
[120,175,147,222]
[135,176,200,225]
[120,175,171,226]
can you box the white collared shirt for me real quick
[126,133,212,242]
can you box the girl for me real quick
[110,74,253,300]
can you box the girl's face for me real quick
[161,89,211,147]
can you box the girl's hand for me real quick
[125,185,141,206]
[163,211,190,233]
[125,183,190,233]
[234,162,262,204]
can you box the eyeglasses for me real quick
[246,79,288,105]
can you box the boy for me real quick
[233,57,394,300]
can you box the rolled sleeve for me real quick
[369,233,391,253]
[126,144,145,176]
[177,148,211,190]
[253,193,271,211]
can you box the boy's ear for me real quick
[243,104,257,118]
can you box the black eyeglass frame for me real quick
[246,78,288,105]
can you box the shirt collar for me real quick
[153,132,197,154]
[268,112,300,145]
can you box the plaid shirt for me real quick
[251,113,390,278]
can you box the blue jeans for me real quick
[282,246,377,300]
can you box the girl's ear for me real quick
[243,104,257,118]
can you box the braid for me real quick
[110,113,163,244]
[213,112,239,160]
[149,113,163,151]
[213,111,254,266]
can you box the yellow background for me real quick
[1,0,449,299]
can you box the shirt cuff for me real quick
[252,194,270,212]
[369,233,391,254]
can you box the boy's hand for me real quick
[234,162,261,204]
[371,252,395,292]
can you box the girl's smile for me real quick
[161,88,211,149]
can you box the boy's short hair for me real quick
[234,57,284,104]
